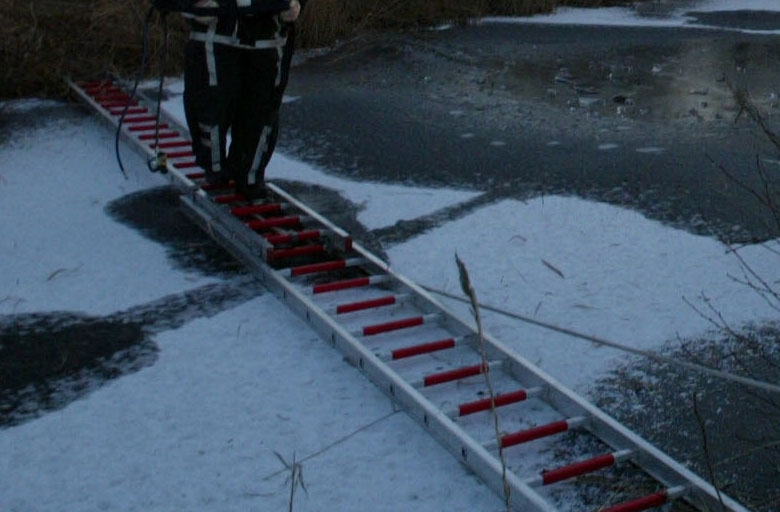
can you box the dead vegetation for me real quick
[2,0,632,99]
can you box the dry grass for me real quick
[1,0,630,98]
[1,0,187,98]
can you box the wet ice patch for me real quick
[598,143,619,150]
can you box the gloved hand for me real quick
[280,0,301,22]
[192,0,218,24]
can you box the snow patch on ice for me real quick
[388,197,779,391]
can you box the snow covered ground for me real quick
[484,0,780,35]
[2,2,779,511]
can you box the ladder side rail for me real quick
[179,195,558,512]
[72,76,751,512]
[67,78,159,168]
[66,78,200,190]
[110,74,193,136]
[341,229,751,512]
[185,189,274,257]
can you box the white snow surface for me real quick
[0,111,216,316]
[483,0,780,34]
[1,104,501,511]
[387,197,778,390]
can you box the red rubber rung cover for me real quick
[123,115,157,123]
[267,244,325,260]
[186,172,205,179]
[459,389,529,416]
[166,150,195,158]
[94,93,131,102]
[149,140,191,148]
[598,491,668,512]
[245,216,300,231]
[291,259,346,276]
[363,316,423,336]
[541,453,616,485]
[139,131,179,140]
[337,295,395,314]
[231,203,282,216]
[312,276,369,293]
[424,363,486,387]
[501,420,570,448]
[173,161,198,169]
[128,123,168,132]
[392,338,455,360]
[265,230,320,245]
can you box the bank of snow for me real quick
[483,0,780,35]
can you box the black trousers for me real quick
[183,25,295,191]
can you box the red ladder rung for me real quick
[139,131,180,140]
[363,316,424,336]
[245,216,300,231]
[149,140,191,148]
[93,93,131,102]
[501,420,571,448]
[186,172,205,179]
[173,161,199,169]
[123,115,158,123]
[337,295,396,314]
[459,389,529,416]
[392,338,455,360]
[597,490,669,512]
[84,86,118,96]
[128,123,168,132]
[265,230,321,245]
[541,453,617,485]
[291,259,346,276]
[312,276,369,293]
[231,203,282,216]
[424,363,487,387]
[267,244,325,260]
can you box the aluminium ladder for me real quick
[68,77,752,512]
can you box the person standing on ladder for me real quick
[182,0,305,199]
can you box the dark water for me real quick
[282,22,780,244]
[592,324,780,512]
